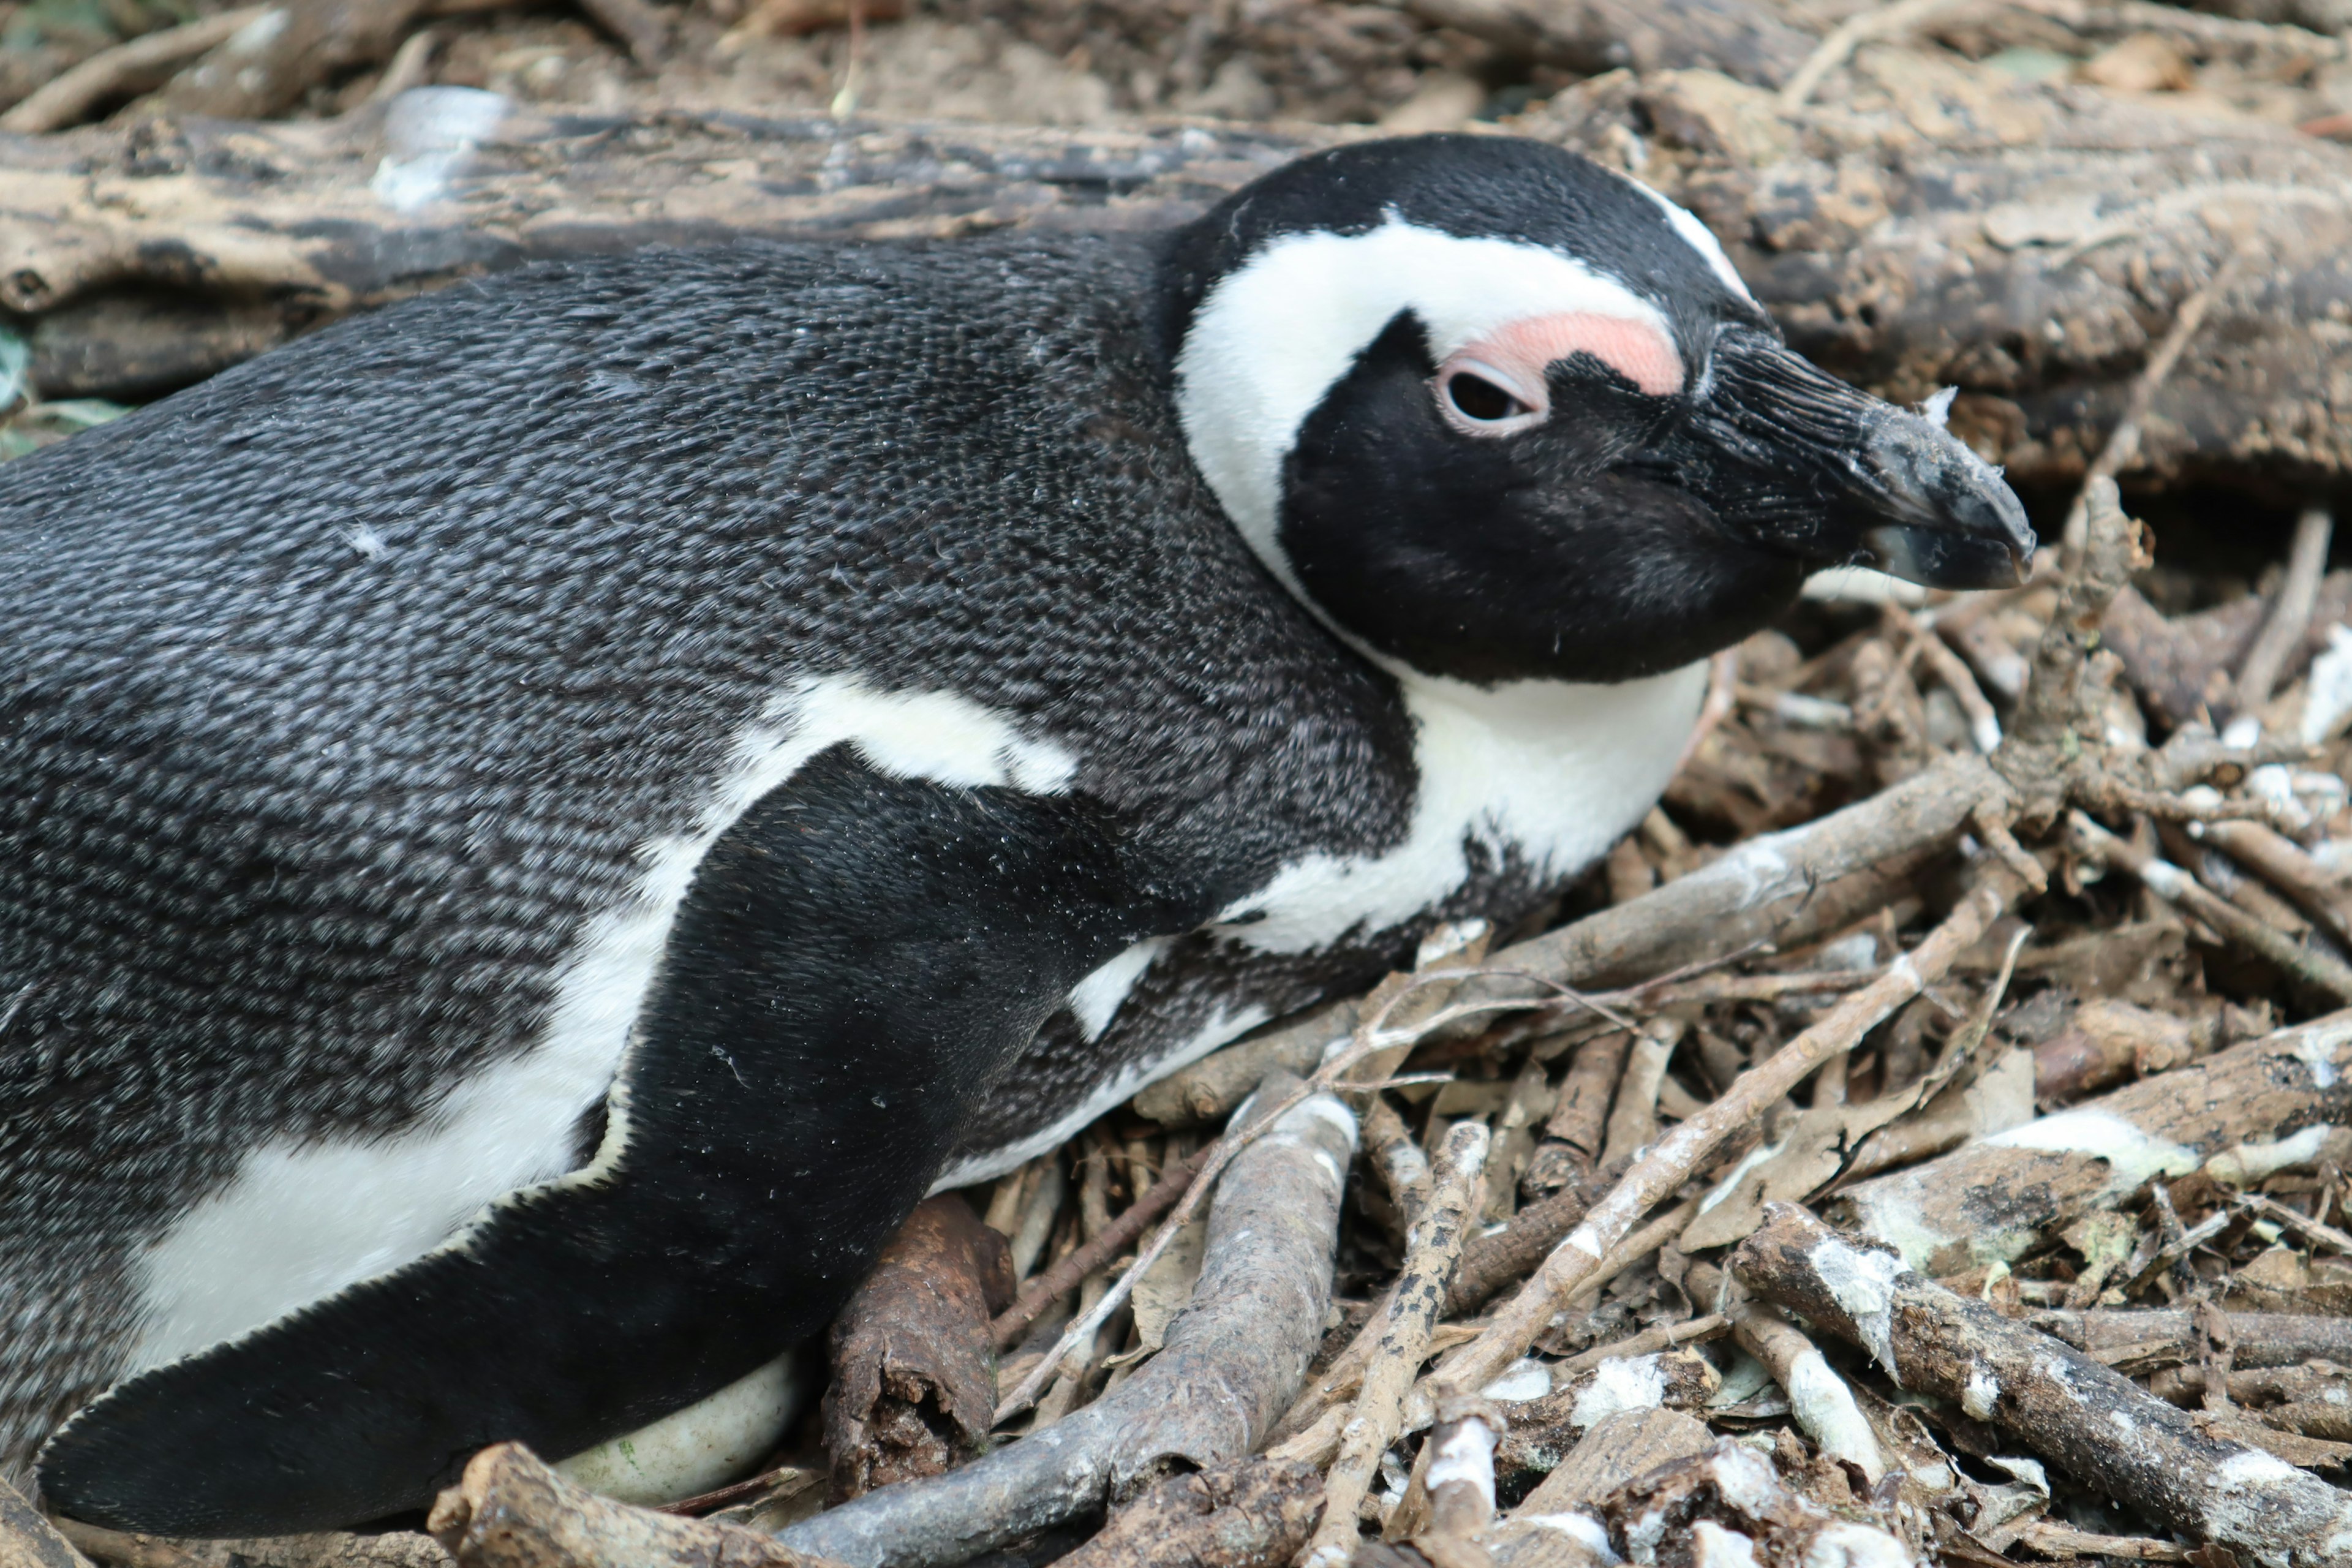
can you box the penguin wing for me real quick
[39,744,1208,1536]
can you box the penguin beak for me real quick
[1667,328,2035,589]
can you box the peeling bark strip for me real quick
[427,1445,846,1568]
[823,1194,1010,1504]
[1828,1009,2352,1276]
[777,1080,1355,1568]
[1733,1204,2352,1568]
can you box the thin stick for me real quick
[1430,865,2029,1400]
[1302,1123,1489,1568]
[995,968,1477,1422]
[990,1146,1208,1349]
[1891,603,2002,753]
[1551,1311,1729,1376]
[0,5,270,133]
[1779,0,1957,108]
[2060,247,2244,557]
[2233,504,2334,718]
[2070,810,2352,1004]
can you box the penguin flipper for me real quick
[40,745,1200,1536]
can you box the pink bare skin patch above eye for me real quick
[1469,312,1684,399]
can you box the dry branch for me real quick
[823,1195,1009,1504]
[776,1080,1354,1568]
[1303,1123,1487,1568]
[1431,857,2032,1404]
[1830,1008,2352,1275]
[428,1446,844,1568]
[3,1474,90,1568]
[7,58,2352,491]
[55,1525,450,1568]
[1388,0,1815,86]
[2029,1310,2352,1371]
[1050,1461,1322,1568]
[153,0,443,120]
[990,1147,1207,1349]
[0,8,271,134]
[1734,1204,2352,1567]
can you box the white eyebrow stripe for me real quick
[1174,216,1670,601]
[1631,179,1755,302]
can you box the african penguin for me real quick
[0,132,2032,1534]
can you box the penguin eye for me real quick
[1449,374,1525,422]
[1433,358,1545,437]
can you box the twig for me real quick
[2070,810,2352,1004]
[2195,820,2352,950]
[2236,1191,2352,1256]
[0,6,271,133]
[1727,1301,1885,1482]
[1673,647,1741,773]
[1551,1311,1729,1376]
[1429,861,2030,1401]
[2060,249,2244,558]
[989,1147,1209,1349]
[996,972,1466,1422]
[1892,603,2003,753]
[6,1473,94,1568]
[783,1080,1354,1568]
[428,1446,844,1568]
[1736,1204,2352,1567]
[1779,0,1957,108]
[576,0,671,67]
[2232,504,2335,720]
[1302,1123,1488,1568]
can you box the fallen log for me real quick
[1734,1204,2352,1568]
[1827,1008,2352,1276]
[7,58,2352,495]
[775,1075,1355,1568]
[2027,1309,2352,1371]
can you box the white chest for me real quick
[1208,662,1709,954]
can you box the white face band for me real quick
[1173,214,1686,606]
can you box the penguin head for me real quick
[1166,135,2035,686]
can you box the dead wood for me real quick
[1733,1203,2352,1567]
[427,1445,846,1568]
[1829,1008,2352,1276]
[775,1078,1354,1568]
[1490,1350,1719,1490]
[990,1147,1207,1349]
[823,1194,1011,1505]
[1433,857,2034,1406]
[2105,575,2352,733]
[1050,1461,1322,1568]
[7,51,2352,495]
[1385,0,1815,87]
[1589,1441,1914,1566]
[153,0,445,121]
[2029,1309,2352,1371]
[2,1476,90,1568]
[51,1524,450,1568]
[1305,1124,1488,1568]
[0,9,271,135]
[1511,1408,1714,1514]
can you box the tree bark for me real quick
[7,66,2352,497]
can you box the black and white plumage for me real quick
[0,134,2032,1534]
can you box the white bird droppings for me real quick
[1693,1521,1761,1568]
[1961,1362,1999,1422]
[1573,1354,1668,1428]
[1811,1237,1905,1381]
